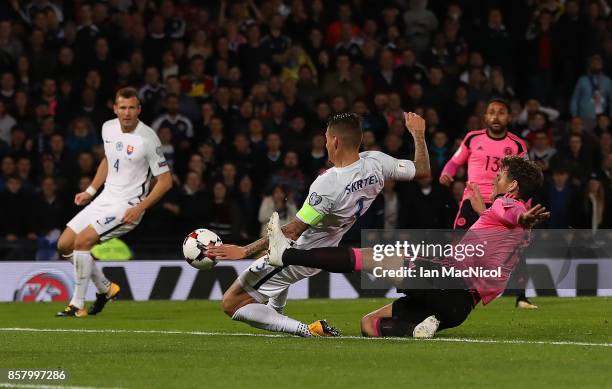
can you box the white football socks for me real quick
[267,289,288,314]
[90,263,111,295]
[232,303,312,337]
[63,252,109,295]
[69,250,93,309]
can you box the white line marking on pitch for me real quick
[0,327,610,347]
[0,384,120,389]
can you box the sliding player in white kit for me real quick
[208,112,430,336]
[56,87,172,317]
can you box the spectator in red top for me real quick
[325,3,360,48]
[181,55,214,99]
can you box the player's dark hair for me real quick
[486,98,511,112]
[115,87,140,103]
[326,112,362,149]
[501,156,543,200]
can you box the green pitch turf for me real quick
[0,297,610,389]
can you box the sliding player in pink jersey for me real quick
[262,156,549,338]
[440,99,536,309]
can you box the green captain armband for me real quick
[297,203,324,226]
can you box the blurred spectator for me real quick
[322,53,364,104]
[429,130,451,175]
[304,132,327,179]
[179,171,209,232]
[544,167,578,229]
[65,117,98,155]
[399,176,455,229]
[268,150,306,203]
[403,0,438,56]
[529,130,557,174]
[571,173,607,231]
[35,176,66,235]
[571,54,612,128]
[234,175,259,240]
[0,176,36,240]
[0,99,16,144]
[152,93,194,147]
[207,181,240,241]
[258,184,297,237]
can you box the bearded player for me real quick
[439,99,536,309]
[208,112,430,337]
[263,156,548,338]
[56,87,172,317]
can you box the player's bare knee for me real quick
[361,313,380,337]
[74,232,97,251]
[222,292,239,317]
[57,238,72,256]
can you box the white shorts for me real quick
[66,196,143,241]
[238,257,321,303]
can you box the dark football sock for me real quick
[378,317,416,337]
[281,247,356,273]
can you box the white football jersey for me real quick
[295,151,416,249]
[97,119,169,202]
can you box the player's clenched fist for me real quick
[74,191,93,206]
[439,174,454,187]
[404,111,425,138]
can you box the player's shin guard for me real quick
[282,247,359,273]
[69,251,93,309]
[232,303,312,337]
[378,318,416,337]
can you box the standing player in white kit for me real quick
[209,112,430,336]
[56,87,173,317]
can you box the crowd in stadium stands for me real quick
[1,0,612,259]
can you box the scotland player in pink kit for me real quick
[440,99,536,309]
[440,99,528,229]
[263,156,549,338]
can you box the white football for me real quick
[182,228,222,270]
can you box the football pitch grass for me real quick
[0,297,610,389]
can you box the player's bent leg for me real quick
[361,303,393,337]
[58,227,101,317]
[228,260,336,337]
[57,227,76,259]
[74,226,99,251]
[222,280,256,317]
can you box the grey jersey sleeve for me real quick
[361,151,416,181]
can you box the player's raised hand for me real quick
[518,204,550,229]
[439,174,454,186]
[207,244,247,260]
[122,204,145,224]
[467,182,486,215]
[404,112,426,138]
[74,191,93,206]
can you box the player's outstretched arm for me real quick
[404,112,431,180]
[518,204,550,229]
[439,135,471,187]
[75,158,108,206]
[122,171,173,224]
[209,218,309,260]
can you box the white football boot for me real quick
[412,315,440,338]
[265,212,292,267]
